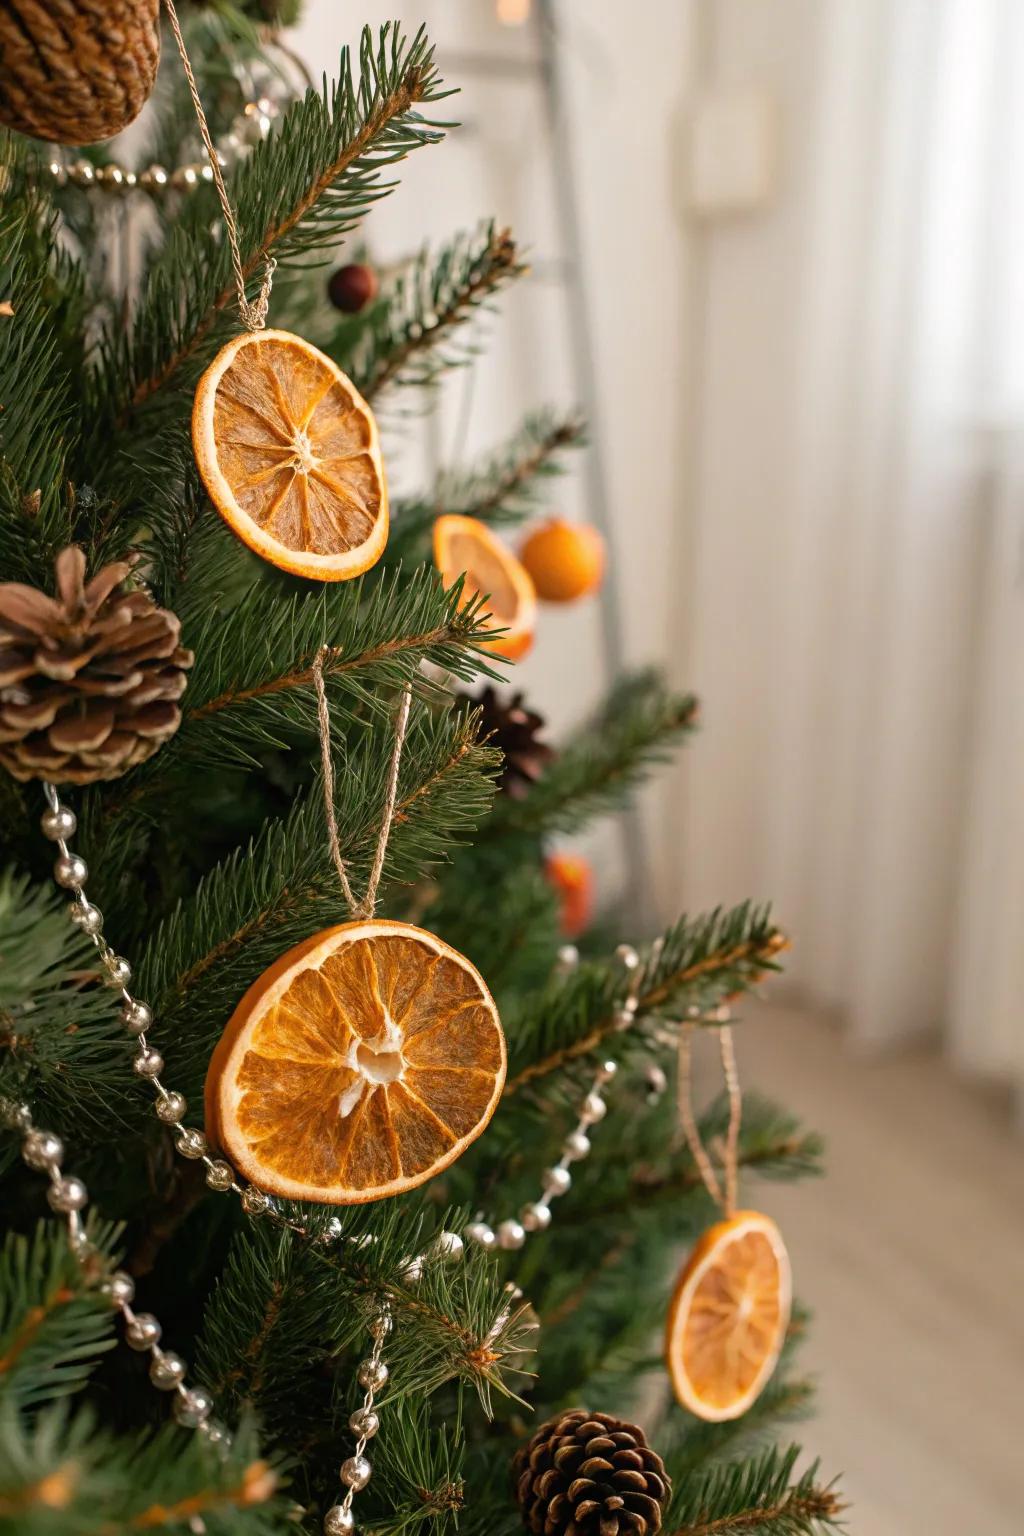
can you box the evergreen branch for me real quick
[434,408,585,525]
[0,1224,115,1410]
[345,224,525,401]
[384,408,585,568]
[665,1447,844,1536]
[505,904,788,1091]
[488,670,699,840]
[94,25,451,432]
[663,1378,816,1478]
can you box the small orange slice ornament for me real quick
[205,919,506,1204]
[665,1210,791,1421]
[193,330,388,581]
[433,514,536,660]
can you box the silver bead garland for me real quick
[323,1302,392,1535]
[0,1092,229,1451]
[42,96,280,200]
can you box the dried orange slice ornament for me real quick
[192,330,388,581]
[433,514,536,660]
[205,919,506,1204]
[665,1210,791,1421]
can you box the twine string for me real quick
[676,1015,742,1218]
[312,647,412,921]
[163,0,275,331]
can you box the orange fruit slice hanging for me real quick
[433,514,537,660]
[665,1210,791,1421]
[204,920,506,1204]
[192,329,388,581]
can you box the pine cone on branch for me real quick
[0,548,193,785]
[514,1409,671,1536]
[469,684,554,799]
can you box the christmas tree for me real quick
[0,6,842,1533]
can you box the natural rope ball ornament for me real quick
[0,0,161,144]
[664,1018,792,1422]
[203,654,507,1205]
[161,0,390,582]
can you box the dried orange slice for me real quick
[433,514,537,660]
[192,329,388,581]
[204,920,505,1204]
[665,1210,791,1421]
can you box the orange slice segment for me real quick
[665,1210,791,1421]
[433,514,537,660]
[192,329,388,581]
[204,919,506,1204]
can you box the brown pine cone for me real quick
[514,1409,671,1536]
[0,0,161,145]
[0,547,193,785]
[468,684,554,799]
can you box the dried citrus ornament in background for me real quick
[520,518,605,602]
[433,514,536,660]
[665,1209,791,1421]
[193,330,388,581]
[205,919,506,1204]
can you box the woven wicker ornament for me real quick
[0,0,161,145]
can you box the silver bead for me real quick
[150,1351,186,1389]
[349,1406,380,1438]
[201,1421,230,1448]
[340,1454,372,1491]
[465,1221,497,1251]
[241,1185,270,1215]
[47,157,67,186]
[616,944,640,970]
[561,1130,592,1161]
[357,1357,388,1392]
[581,1093,607,1123]
[171,164,201,190]
[399,1255,423,1285]
[176,1127,208,1160]
[173,1386,214,1426]
[22,1129,63,1169]
[70,899,103,934]
[596,1059,618,1082]
[0,1099,32,1132]
[645,1064,668,1102]
[98,164,126,191]
[367,1311,392,1342]
[613,1006,636,1032]
[556,943,579,973]
[70,159,95,186]
[318,1215,343,1244]
[155,1091,186,1124]
[429,1230,464,1264]
[123,170,137,190]
[497,1219,526,1251]
[133,1046,163,1079]
[543,1166,571,1198]
[41,805,76,840]
[120,998,151,1033]
[54,852,87,888]
[47,1175,87,1213]
[104,955,132,987]
[520,1201,552,1232]
[323,1505,355,1535]
[125,1312,161,1350]
[205,1159,234,1191]
[101,1270,135,1306]
[140,164,168,192]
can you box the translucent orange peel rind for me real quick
[665,1209,791,1422]
[433,513,537,661]
[205,919,506,1205]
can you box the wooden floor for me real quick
[735,1003,1024,1534]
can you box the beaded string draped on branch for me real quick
[676,1015,742,1217]
[313,647,412,920]
[162,0,275,331]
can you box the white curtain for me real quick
[678,0,1024,1103]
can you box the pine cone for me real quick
[0,547,193,785]
[514,1409,671,1536]
[469,684,554,799]
[0,0,161,145]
